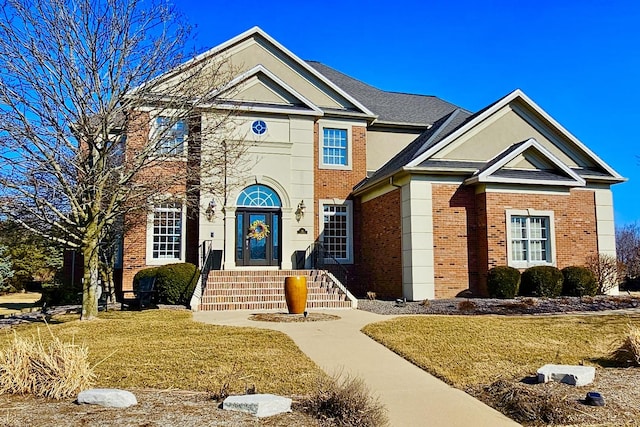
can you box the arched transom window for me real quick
[236,185,281,207]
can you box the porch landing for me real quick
[199,270,355,311]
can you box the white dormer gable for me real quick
[464,138,586,187]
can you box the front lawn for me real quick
[0,309,324,395]
[362,314,640,387]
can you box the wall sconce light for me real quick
[295,200,305,222]
[205,199,217,221]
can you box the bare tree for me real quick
[0,0,250,319]
[585,253,624,295]
[616,223,640,281]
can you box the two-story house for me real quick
[118,27,624,310]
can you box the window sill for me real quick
[319,164,352,171]
[509,261,555,269]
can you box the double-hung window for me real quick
[321,201,353,263]
[153,116,186,156]
[322,128,348,166]
[507,210,554,267]
[151,202,183,261]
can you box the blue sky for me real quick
[180,0,639,226]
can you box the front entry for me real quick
[236,210,280,266]
[234,185,282,267]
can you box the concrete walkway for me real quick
[194,309,519,426]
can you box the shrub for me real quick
[519,266,563,297]
[487,266,521,298]
[458,300,477,312]
[37,282,81,307]
[561,266,598,296]
[585,253,624,294]
[302,371,388,426]
[0,328,95,399]
[134,263,199,306]
[611,325,640,366]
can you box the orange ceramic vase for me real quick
[284,276,307,314]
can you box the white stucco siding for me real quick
[594,188,616,256]
[594,188,618,295]
[401,177,435,300]
[199,113,316,270]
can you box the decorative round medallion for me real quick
[251,120,267,135]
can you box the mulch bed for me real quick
[358,295,640,316]
[249,312,341,323]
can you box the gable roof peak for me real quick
[465,137,587,187]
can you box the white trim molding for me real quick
[146,198,187,265]
[317,119,358,171]
[318,199,354,264]
[505,209,556,269]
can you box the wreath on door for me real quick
[247,219,270,241]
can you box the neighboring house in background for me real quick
[115,27,624,308]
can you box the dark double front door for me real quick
[236,209,280,266]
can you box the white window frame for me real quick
[150,115,188,157]
[146,199,186,265]
[505,209,556,268]
[318,120,353,170]
[319,199,353,264]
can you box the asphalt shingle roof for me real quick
[357,108,473,188]
[305,61,467,126]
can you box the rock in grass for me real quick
[77,388,137,408]
[223,394,292,417]
[536,364,595,386]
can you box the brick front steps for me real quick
[199,269,355,311]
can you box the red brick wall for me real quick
[432,184,480,298]
[359,189,402,298]
[120,111,199,291]
[481,189,598,268]
[432,185,599,298]
[313,123,367,290]
[313,123,367,230]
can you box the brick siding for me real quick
[430,184,598,297]
[120,111,200,291]
[432,184,479,298]
[358,189,402,298]
[313,122,367,292]
[479,188,598,270]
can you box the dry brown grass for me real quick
[0,326,95,398]
[0,309,325,396]
[300,371,388,427]
[479,380,572,424]
[611,324,640,366]
[362,314,640,387]
[0,292,42,316]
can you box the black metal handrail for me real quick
[199,240,215,294]
[306,242,349,290]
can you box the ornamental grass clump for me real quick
[612,325,640,366]
[302,371,388,426]
[0,328,95,399]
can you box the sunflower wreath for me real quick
[247,219,270,241]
